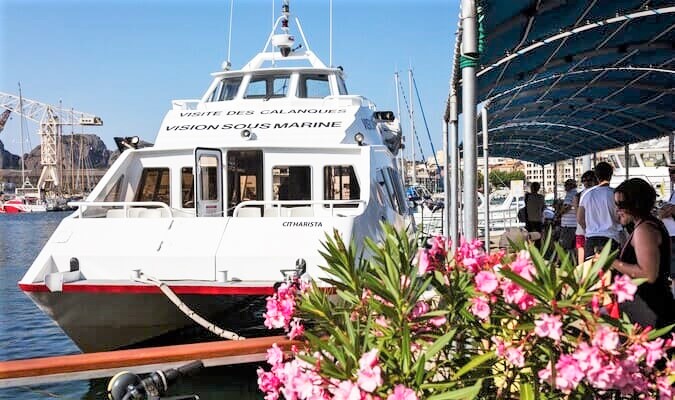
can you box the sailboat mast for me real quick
[18,83,26,187]
[393,72,405,183]
[408,68,416,185]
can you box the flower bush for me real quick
[258,224,675,399]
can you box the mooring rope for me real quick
[133,272,245,341]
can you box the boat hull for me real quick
[22,284,274,352]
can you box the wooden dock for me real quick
[0,336,296,388]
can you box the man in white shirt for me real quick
[656,164,675,281]
[578,162,622,257]
[559,179,578,255]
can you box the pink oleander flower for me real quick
[534,313,563,342]
[554,354,584,393]
[266,343,284,367]
[428,316,446,327]
[359,349,379,369]
[491,336,506,357]
[375,315,389,328]
[416,249,433,275]
[357,365,383,393]
[642,338,665,368]
[501,280,536,311]
[509,250,536,281]
[333,380,362,400]
[410,301,430,319]
[470,296,491,320]
[257,368,281,394]
[288,318,305,340]
[657,376,673,400]
[504,346,525,367]
[387,385,418,400]
[474,270,499,293]
[357,349,383,393]
[611,274,637,303]
[456,238,487,273]
[592,326,619,352]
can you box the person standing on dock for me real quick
[559,179,578,258]
[578,162,622,258]
[656,163,675,293]
[575,171,598,263]
[525,182,545,247]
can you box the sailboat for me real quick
[0,85,46,213]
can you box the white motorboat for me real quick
[19,3,409,352]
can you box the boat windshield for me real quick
[207,77,242,102]
[244,74,291,99]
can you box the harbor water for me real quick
[0,212,262,399]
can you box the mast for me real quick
[394,72,405,183]
[408,67,416,185]
[18,83,26,188]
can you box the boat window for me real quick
[226,150,263,215]
[642,152,667,167]
[208,77,242,102]
[273,166,311,201]
[618,153,639,169]
[324,165,360,207]
[381,167,406,215]
[489,193,508,206]
[181,167,194,208]
[103,175,125,202]
[336,76,348,95]
[244,74,291,99]
[199,156,219,201]
[297,74,330,98]
[135,168,170,205]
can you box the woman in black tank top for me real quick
[611,178,675,330]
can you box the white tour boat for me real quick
[19,3,409,352]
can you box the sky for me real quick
[0,0,458,161]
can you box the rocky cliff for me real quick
[0,140,20,169]
[1,134,152,171]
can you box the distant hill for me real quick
[0,135,153,171]
[0,140,21,169]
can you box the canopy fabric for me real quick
[457,0,675,165]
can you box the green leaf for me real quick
[647,324,675,340]
[454,351,496,379]
[425,328,457,360]
[426,379,483,400]
[520,383,535,400]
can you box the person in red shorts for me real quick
[575,170,598,263]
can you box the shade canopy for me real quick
[456,0,675,165]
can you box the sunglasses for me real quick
[614,200,628,209]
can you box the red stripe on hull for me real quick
[18,283,276,296]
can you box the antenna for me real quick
[225,0,234,69]
[18,82,26,187]
[329,0,333,67]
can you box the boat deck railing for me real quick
[233,199,365,218]
[69,201,174,219]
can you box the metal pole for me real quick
[482,106,490,249]
[409,68,416,185]
[394,72,405,183]
[582,155,592,173]
[449,95,459,252]
[553,162,558,201]
[541,165,545,192]
[571,157,576,182]
[461,0,478,240]
[442,120,449,237]
[624,144,630,180]
[669,133,674,195]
